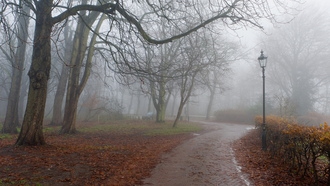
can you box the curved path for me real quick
[142,122,253,186]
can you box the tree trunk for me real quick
[16,0,52,145]
[173,100,185,127]
[60,13,103,134]
[60,21,88,134]
[147,96,152,112]
[171,91,178,116]
[135,93,141,115]
[155,103,166,123]
[128,93,134,114]
[3,67,21,133]
[49,26,72,126]
[2,3,30,133]
[173,72,197,127]
[206,88,215,120]
[149,75,167,123]
[155,80,166,123]
[61,94,79,133]
[3,64,22,133]
[50,63,69,126]
[18,78,28,121]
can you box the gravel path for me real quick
[142,122,253,186]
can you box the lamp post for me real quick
[258,50,267,151]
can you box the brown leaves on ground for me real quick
[233,129,316,186]
[0,121,192,185]
[3,122,319,186]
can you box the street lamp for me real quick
[258,50,267,151]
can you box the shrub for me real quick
[256,115,330,184]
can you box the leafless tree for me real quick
[264,6,330,116]
[49,20,73,126]
[0,1,31,133]
[138,41,182,123]
[60,3,106,134]
[199,33,238,120]
[172,32,222,127]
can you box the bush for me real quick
[256,115,330,184]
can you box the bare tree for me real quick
[145,41,181,122]
[60,4,106,134]
[1,1,31,133]
[172,33,214,127]
[49,21,73,126]
[200,34,238,120]
[12,0,118,145]
[264,6,330,116]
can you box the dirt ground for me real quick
[142,122,254,186]
[0,121,194,186]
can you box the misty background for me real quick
[0,0,329,127]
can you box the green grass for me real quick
[79,122,150,133]
[43,126,61,133]
[0,123,14,139]
[0,124,60,139]
[0,120,203,139]
[145,121,202,136]
[79,120,202,136]
[0,133,13,140]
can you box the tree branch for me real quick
[52,3,117,24]
[115,1,241,44]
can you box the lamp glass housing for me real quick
[258,51,268,68]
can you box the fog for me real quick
[1,0,330,130]
[194,0,330,123]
